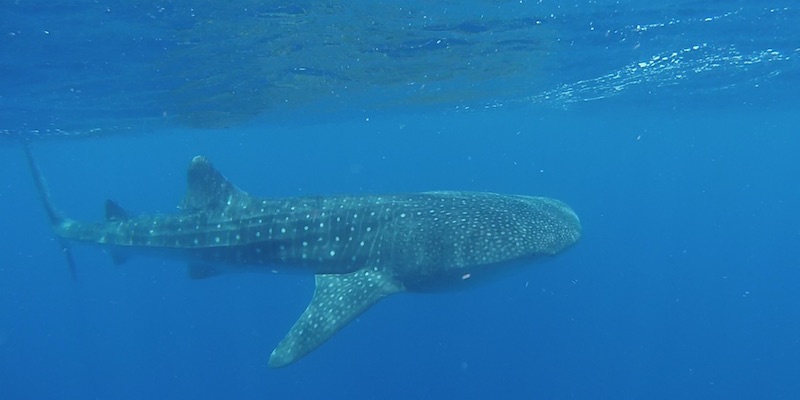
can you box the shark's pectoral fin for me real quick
[268,268,403,368]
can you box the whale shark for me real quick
[26,149,581,367]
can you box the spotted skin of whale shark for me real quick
[26,151,581,367]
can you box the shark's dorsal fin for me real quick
[104,199,129,221]
[268,268,404,368]
[180,156,251,213]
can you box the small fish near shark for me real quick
[24,148,581,367]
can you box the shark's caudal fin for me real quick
[23,145,64,226]
[268,268,404,368]
[23,145,77,280]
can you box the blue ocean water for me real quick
[1,1,799,399]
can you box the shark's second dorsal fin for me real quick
[180,156,250,213]
[104,200,130,264]
[268,268,404,368]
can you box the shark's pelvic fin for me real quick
[187,263,223,280]
[268,268,404,368]
[179,156,251,213]
[109,252,129,266]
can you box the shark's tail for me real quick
[23,144,78,280]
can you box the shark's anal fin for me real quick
[268,268,403,368]
[60,239,77,280]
